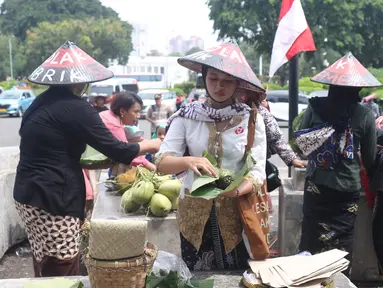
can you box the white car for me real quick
[267,90,309,122]
[137,89,177,119]
[268,102,308,122]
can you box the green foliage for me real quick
[148,50,162,56]
[168,52,183,57]
[0,80,17,90]
[169,87,184,96]
[0,35,27,81]
[185,47,203,56]
[25,18,133,73]
[174,82,196,95]
[0,0,119,40]
[0,0,133,80]
[207,0,383,75]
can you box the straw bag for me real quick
[85,242,158,288]
[89,219,148,260]
[237,103,270,260]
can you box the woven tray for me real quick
[89,219,147,260]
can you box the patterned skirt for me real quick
[15,201,80,262]
[180,204,249,271]
[298,180,359,276]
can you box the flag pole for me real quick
[288,55,299,177]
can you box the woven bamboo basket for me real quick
[85,242,158,288]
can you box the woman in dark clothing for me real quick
[295,53,379,276]
[368,129,383,272]
[13,41,161,278]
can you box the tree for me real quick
[148,50,162,56]
[0,0,120,40]
[207,0,376,67]
[186,47,203,56]
[25,18,133,73]
[168,52,183,57]
[0,35,27,81]
[239,42,269,76]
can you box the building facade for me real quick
[108,56,190,88]
[169,35,205,55]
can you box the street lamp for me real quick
[8,38,13,79]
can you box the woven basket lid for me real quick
[89,219,148,260]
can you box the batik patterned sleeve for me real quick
[260,107,297,166]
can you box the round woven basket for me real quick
[85,242,158,288]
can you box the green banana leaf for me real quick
[202,150,217,166]
[80,145,112,169]
[24,278,83,288]
[146,270,214,288]
[189,184,223,200]
[190,153,256,200]
[190,174,218,192]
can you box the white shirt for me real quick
[157,112,267,197]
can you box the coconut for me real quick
[121,189,141,213]
[158,180,182,201]
[150,194,172,217]
[116,168,137,189]
[132,181,155,205]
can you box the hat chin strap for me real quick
[207,94,233,104]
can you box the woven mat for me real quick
[89,219,148,260]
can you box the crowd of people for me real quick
[11,39,383,279]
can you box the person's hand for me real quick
[184,157,217,177]
[291,159,306,168]
[376,116,383,129]
[221,188,238,198]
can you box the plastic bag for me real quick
[147,251,215,288]
[151,251,192,280]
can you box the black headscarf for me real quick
[309,85,361,132]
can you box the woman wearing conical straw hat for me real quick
[294,52,379,276]
[156,41,269,270]
[13,41,161,277]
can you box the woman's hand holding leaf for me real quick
[184,156,217,177]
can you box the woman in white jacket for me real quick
[156,42,267,271]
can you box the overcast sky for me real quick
[0,0,219,52]
[100,0,220,52]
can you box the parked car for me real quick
[308,90,328,98]
[267,90,309,105]
[0,88,36,117]
[185,88,207,105]
[266,90,309,122]
[137,89,177,119]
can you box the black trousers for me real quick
[299,180,359,277]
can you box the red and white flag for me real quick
[269,0,316,78]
